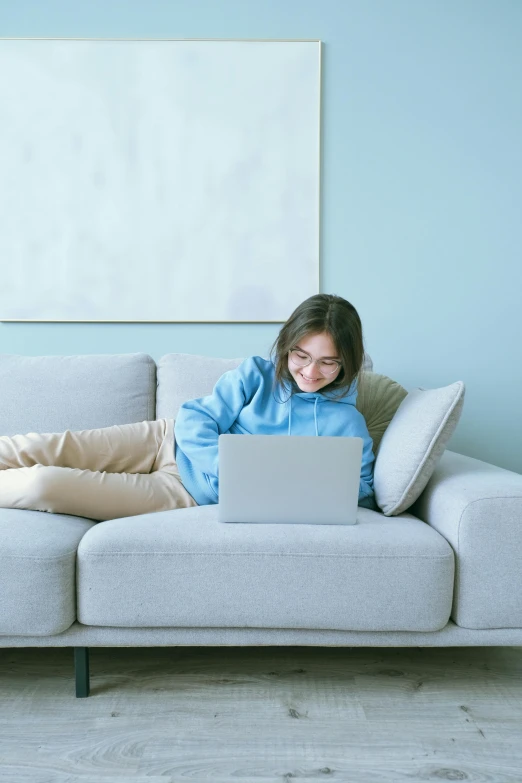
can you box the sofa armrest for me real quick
[411,450,522,630]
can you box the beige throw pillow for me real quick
[374,381,465,516]
[356,371,408,454]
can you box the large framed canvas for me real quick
[0,38,321,322]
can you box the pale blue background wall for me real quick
[1,0,521,473]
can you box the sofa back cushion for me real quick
[0,353,156,435]
[157,353,245,420]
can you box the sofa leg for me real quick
[74,647,90,698]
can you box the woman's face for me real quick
[287,331,342,393]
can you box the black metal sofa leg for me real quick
[74,647,90,698]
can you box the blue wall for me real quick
[1,0,521,473]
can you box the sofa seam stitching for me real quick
[1,552,78,560]
[78,552,453,559]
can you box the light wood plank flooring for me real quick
[0,645,521,782]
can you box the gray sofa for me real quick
[1,351,522,698]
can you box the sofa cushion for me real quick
[77,504,454,632]
[0,353,156,436]
[157,353,245,420]
[355,371,408,454]
[374,381,466,516]
[156,352,374,420]
[0,508,96,636]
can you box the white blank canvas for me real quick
[0,39,321,321]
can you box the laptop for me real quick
[218,434,363,525]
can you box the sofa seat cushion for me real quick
[77,505,454,632]
[0,509,96,636]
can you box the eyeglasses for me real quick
[288,349,341,376]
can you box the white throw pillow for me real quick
[374,381,465,516]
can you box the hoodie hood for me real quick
[283,377,358,436]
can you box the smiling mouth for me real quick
[300,373,320,382]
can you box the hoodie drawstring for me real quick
[287,396,319,436]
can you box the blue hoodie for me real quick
[174,356,375,508]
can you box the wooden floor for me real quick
[0,645,521,782]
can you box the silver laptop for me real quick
[218,434,363,525]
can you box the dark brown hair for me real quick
[268,294,365,402]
